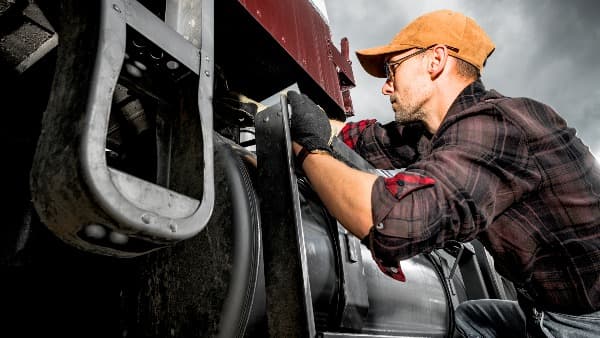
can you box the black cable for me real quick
[426,251,457,338]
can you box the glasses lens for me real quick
[384,46,431,82]
[384,63,391,81]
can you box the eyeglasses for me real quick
[384,45,435,82]
[384,44,459,82]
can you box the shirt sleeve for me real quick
[340,119,429,170]
[365,111,540,267]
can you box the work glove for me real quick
[287,91,333,153]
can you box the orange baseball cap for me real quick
[356,9,495,78]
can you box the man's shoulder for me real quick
[466,91,567,140]
[481,89,553,110]
[481,93,558,120]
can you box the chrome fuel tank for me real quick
[297,179,451,336]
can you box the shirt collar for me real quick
[446,79,488,117]
[429,79,489,141]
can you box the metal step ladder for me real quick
[30,0,215,257]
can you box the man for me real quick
[287,9,600,337]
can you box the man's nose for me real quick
[382,80,394,96]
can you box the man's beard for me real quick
[391,93,427,123]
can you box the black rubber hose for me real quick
[216,142,263,338]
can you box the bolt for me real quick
[133,60,147,71]
[150,50,164,60]
[124,63,142,78]
[141,213,156,224]
[166,60,179,70]
[204,70,210,77]
[131,39,146,49]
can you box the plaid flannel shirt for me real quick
[342,80,600,314]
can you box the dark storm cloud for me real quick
[477,0,600,153]
[325,0,600,158]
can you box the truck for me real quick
[0,0,516,336]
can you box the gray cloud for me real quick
[326,0,600,158]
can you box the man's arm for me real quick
[292,142,377,239]
[338,119,428,170]
[286,91,378,238]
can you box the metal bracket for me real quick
[444,241,490,300]
[30,0,214,257]
[255,95,316,337]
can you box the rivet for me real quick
[376,223,384,230]
[113,4,121,13]
[109,232,129,245]
[84,224,106,239]
[141,213,156,224]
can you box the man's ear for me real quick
[428,45,449,79]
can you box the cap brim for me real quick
[356,44,415,78]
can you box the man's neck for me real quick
[423,78,475,133]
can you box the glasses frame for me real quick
[384,44,459,82]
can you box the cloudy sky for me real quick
[324,0,600,159]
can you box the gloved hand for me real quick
[287,91,332,153]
